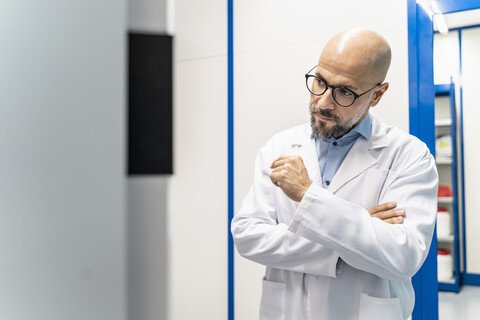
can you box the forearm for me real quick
[289,166,438,281]
[232,196,341,277]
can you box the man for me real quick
[231,29,438,320]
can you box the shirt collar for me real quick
[351,112,372,141]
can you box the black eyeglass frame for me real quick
[305,65,381,107]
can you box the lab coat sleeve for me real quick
[289,147,438,281]
[231,143,341,278]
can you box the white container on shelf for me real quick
[437,207,452,237]
[438,249,453,281]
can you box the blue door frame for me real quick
[408,1,480,319]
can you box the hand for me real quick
[369,202,405,224]
[270,155,312,202]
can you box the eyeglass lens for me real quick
[306,77,355,107]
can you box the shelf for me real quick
[435,119,452,126]
[438,277,455,284]
[436,157,452,165]
[435,83,460,294]
[438,197,453,204]
[438,235,454,242]
[438,281,459,292]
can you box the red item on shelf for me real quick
[438,249,451,255]
[438,185,452,197]
[437,207,448,212]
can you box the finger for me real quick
[270,155,298,168]
[271,157,292,169]
[382,216,404,224]
[369,201,397,215]
[371,209,405,220]
[271,159,288,169]
[270,172,284,187]
[375,201,397,212]
[271,156,289,168]
[271,167,286,175]
[269,173,279,187]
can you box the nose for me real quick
[313,87,336,110]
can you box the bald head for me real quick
[319,29,391,84]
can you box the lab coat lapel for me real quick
[328,118,388,194]
[292,126,322,185]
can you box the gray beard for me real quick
[310,115,351,140]
[310,108,356,140]
[310,94,373,140]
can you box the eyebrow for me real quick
[314,71,359,92]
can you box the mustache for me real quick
[310,108,340,123]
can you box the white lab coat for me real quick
[231,115,438,320]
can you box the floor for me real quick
[439,285,480,319]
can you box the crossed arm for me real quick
[232,150,436,279]
[270,155,405,224]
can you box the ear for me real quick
[369,82,389,107]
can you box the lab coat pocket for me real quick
[358,293,403,320]
[259,277,286,320]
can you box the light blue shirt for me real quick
[314,113,372,189]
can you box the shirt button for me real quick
[332,142,337,146]
[326,181,330,185]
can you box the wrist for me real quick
[297,181,313,202]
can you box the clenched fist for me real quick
[270,155,312,202]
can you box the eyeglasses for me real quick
[305,65,381,107]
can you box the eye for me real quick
[336,87,354,97]
[315,78,326,86]
[310,77,327,91]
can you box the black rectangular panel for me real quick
[128,33,173,174]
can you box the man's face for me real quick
[309,59,377,140]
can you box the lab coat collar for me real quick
[292,115,389,193]
[291,125,322,184]
[369,115,388,150]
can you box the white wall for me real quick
[460,27,480,274]
[128,177,169,320]
[169,0,228,319]
[128,0,173,33]
[234,0,410,216]
[434,32,460,84]
[233,1,409,319]
[0,1,127,319]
